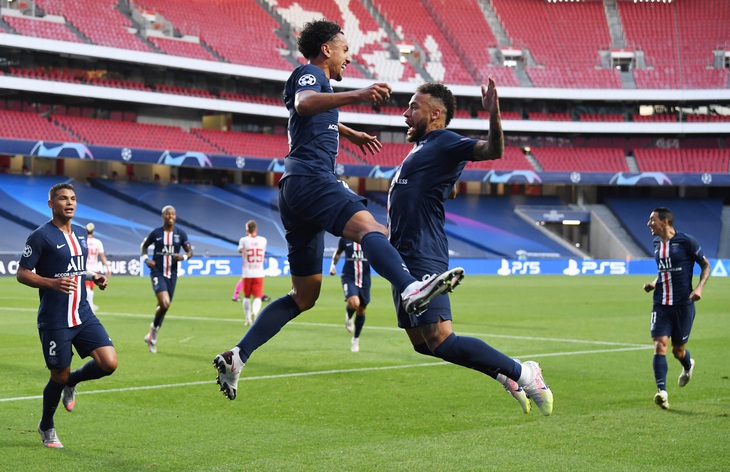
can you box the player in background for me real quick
[237,220,267,326]
[213,19,463,401]
[17,183,117,448]
[644,207,710,409]
[84,222,110,311]
[140,205,193,353]
[387,79,554,416]
[330,237,370,352]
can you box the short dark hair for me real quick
[49,182,74,200]
[653,207,674,226]
[416,83,456,126]
[298,19,342,60]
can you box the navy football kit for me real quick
[387,129,477,327]
[337,237,371,306]
[142,226,191,298]
[650,232,706,340]
[19,221,112,368]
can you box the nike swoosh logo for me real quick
[57,244,66,249]
[156,238,162,241]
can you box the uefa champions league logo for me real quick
[298,74,316,86]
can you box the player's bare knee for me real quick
[672,345,685,359]
[51,371,70,385]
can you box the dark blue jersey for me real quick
[142,226,191,279]
[19,221,93,329]
[652,232,707,306]
[283,63,339,177]
[387,129,477,269]
[337,237,370,288]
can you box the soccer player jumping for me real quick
[213,19,463,400]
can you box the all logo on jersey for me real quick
[298,74,317,86]
[23,245,32,257]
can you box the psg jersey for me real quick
[338,238,370,288]
[388,129,477,268]
[652,232,706,306]
[19,221,93,329]
[142,227,191,279]
[283,63,339,177]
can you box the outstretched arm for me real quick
[295,83,391,116]
[471,76,504,162]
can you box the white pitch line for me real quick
[0,306,649,348]
[0,345,651,404]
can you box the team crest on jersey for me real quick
[298,74,317,86]
[23,245,32,257]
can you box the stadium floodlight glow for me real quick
[562,220,581,226]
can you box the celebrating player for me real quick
[644,207,710,409]
[140,205,193,353]
[213,19,463,401]
[330,237,371,352]
[386,79,553,415]
[17,183,117,448]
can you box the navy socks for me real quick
[432,333,520,380]
[680,349,692,371]
[354,315,365,338]
[653,354,668,391]
[237,295,301,363]
[67,360,112,388]
[40,378,64,431]
[359,232,414,293]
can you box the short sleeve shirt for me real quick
[283,63,339,177]
[387,129,477,270]
[19,221,94,329]
[238,235,267,278]
[337,237,370,288]
[652,232,707,306]
[142,226,191,279]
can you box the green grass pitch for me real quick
[1,274,728,471]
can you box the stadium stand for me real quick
[134,0,294,70]
[618,0,730,89]
[465,146,535,171]
[0,174,237,254]
[490,0,621,88]
[604,197,723,258]
[190,129,288,159]
[532,147,629,173]
[0,109,74,142]
[88,179,292,256]
[2,15,83,43]
[442,194,575,258]
[422,0,519,87]
[633,148,730,174]
[371,0,475,84]
[147,36,218,62]
[0,0,727,262]
[51,115,221,153]
[34,0,152,51]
